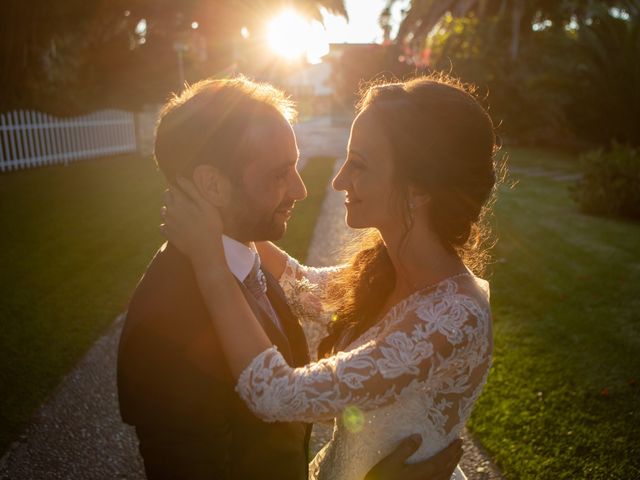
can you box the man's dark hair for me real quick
[154,76,296,182]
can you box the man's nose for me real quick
[290,168,307,201]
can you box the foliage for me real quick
[571,144,640,219]
[470,147,640,479]
[0,153,333,455]
[566,8,640,146]
[428,14,577,146]
[424,4,640,148]
[327,44,428,112]
[395,0,630,59]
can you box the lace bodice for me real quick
[236,257,492,480]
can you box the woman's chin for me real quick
[344,213,367,229]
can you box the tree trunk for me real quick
[510,0,525,61]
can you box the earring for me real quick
[406,201,416,222]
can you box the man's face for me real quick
[221,118,307,242]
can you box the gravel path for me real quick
[0,314,145,480]
[0,116,502,480]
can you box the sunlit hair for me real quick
[320,73,503,355]
[154,76,296,182]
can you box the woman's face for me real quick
[332,108,400,231]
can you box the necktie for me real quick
[243,255,284,335]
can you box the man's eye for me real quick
[348,159,365,170]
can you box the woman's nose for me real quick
[332,161,348,191]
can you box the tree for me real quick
[0,0,347,113]
[391,0,630,61]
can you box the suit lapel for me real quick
[263,271,310,368]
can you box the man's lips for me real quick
[275,204,295,217]
[345,197,361,205]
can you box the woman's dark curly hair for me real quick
[319,73,501,355]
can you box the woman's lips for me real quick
[345,197,361,205]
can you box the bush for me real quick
[571,144,640,219]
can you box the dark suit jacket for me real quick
[117,243,311,480]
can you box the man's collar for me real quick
[222,235,257,282]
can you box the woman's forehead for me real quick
[349,109,391,156]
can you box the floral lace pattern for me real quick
[236,257,492,480]
[277,257,344,360]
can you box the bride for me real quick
[160,74,497,480]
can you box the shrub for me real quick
[571,144,640,219]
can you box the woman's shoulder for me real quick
[398,273,491,324]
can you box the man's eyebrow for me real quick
[272,157,298,172]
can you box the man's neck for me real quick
[222,229,253,248]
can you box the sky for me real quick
[265,0,408,63]
[322,0,408,43]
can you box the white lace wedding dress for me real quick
[236,257,492,480]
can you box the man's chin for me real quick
[250,221,287,242]
[269,221,287,241]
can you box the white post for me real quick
[40,112,53,165]
[15,111,25,169]
[8,112,18,170]
[0,113,5,172]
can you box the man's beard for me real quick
[221,189,290,243]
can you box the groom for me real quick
[117,77,462,479]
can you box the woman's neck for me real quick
[379,220,466,297]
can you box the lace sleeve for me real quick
[278,256,345,360]
[236,279,492,424]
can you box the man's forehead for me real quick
[248,116,294,141]
[243,120,298,164]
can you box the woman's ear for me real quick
[192,164,232,207]
[408,185,430,210]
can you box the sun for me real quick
[267,9,329,63]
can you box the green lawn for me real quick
[276,156,336,259]
[0,154,335,454]
[469,148,640,479]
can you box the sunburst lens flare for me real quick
[267,9,329,62]
[267,10,309,59]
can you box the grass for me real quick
[469,147,640,479]
[277,156,336,260]
[0,154,335,454]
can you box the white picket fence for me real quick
[0,109,138,172]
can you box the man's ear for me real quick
[408,185,430,209]
[192,164,232,207]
